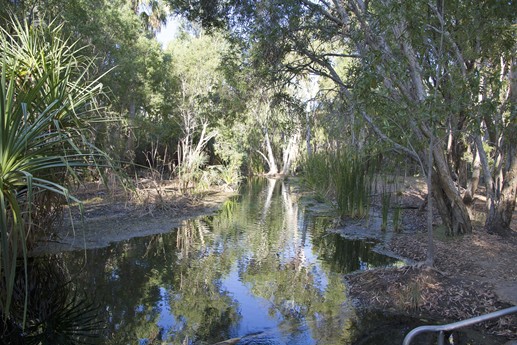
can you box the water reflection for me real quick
[39,179,401,344]
[0,258,103,344]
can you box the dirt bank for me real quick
[30,181,236,256]
[339,178,517,341]
[30,178,517,342]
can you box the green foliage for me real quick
[300,152,331,200]
[167,31,229,123]
[331,150,373,219]
[214,165,241,188]
[0,16,111,318]
[10,0,180,165]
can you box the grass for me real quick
[381,191,391,231]
[331,150,373,219]
[301,149,374,219]
[300,152,331,197]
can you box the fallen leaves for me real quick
[345,192,517,340]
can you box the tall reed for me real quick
[381,190,391,231]
[300,152,331,201]
[302,149,375,219]
[330,150,373,219]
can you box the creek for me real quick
[18,179,415,344]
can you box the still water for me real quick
[29,179,405,344]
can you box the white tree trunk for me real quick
[281,133,299,175]
[264,128,279,175]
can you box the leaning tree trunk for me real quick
[305,111,312,158]
[281,133,299,175]
[432,143,473,236]
[263,128,279,175]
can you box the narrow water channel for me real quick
[23,179,406,344]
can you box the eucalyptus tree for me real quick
[166,31,234,188]
[168,0,516,236]
[132,0,168,32]
[241,82,303,176]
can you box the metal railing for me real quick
[403,305,517,345]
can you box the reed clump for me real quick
[302,149,375,219]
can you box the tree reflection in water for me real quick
[41,178,403,344]
[0,257,103,344]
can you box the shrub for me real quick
[0,17,112,318]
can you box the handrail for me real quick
[403,305,517,345]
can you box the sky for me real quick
[156,15,180,48]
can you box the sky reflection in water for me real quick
[58,179,401,344]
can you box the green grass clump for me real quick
[301,149,374,219]
[300,152,331,195]
[331,150,373,219]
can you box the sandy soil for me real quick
[30,181,236,256]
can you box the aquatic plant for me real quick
[215,164,242,190]
[381,190,391,231]
[301,149,374,219]
[300,152,331,197]
[331,149,373,219]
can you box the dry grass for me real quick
[60,176,236,227]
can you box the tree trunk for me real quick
[431,178,472,236]
[432,143,473,235]
[481,56,517,235]
[306,111,312,158]
[425,132,435,267]
[281,133,299,175]
[485,196,516,235]
[484,148,517,235]
[463,145,481,205]
[125,99,136,162]
[264,128,278,175]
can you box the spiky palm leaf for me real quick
[0,16,112,320]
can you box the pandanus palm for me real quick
[0,17,112,319]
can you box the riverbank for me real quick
[30,180,237,255]
[336,178,517,342]
[30,177,517,343]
